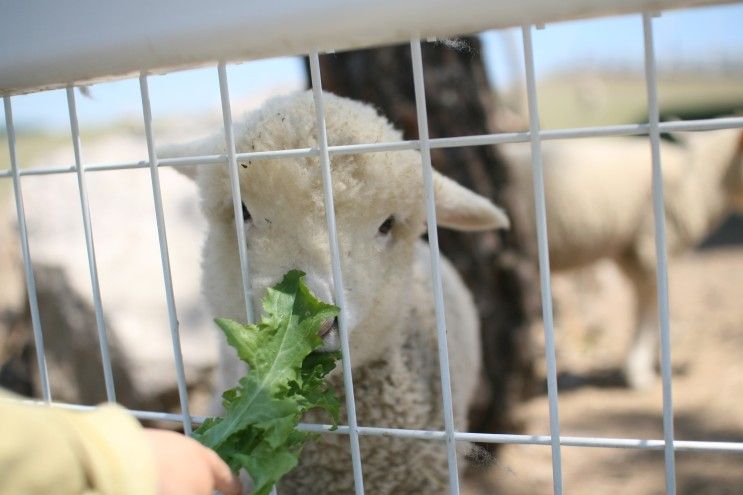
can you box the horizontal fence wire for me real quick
[3,117,743,179]
[8,398,743,454]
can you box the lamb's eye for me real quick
[378,215,395,235]
[242,202,252,223]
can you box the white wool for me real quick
[175,90,509,494]
[502,129,743,387]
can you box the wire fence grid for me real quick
[2,5,743,495]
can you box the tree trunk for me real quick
[308,38,539,453]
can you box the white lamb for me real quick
[501,128,743,388]
[174,91,509,493]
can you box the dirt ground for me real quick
[463,244,743,495]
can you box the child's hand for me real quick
[145,429,242,495]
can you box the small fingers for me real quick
[204,448,242,495]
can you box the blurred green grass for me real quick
[500,71,743,130]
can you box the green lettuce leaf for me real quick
[193,270,341,495]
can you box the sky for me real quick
[482,2,743,89]
[5,3,743,132]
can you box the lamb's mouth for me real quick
[318,317,336,338]
[315,317,340,352]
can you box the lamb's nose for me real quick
[318,317,337,338]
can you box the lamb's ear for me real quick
[170,164,198,181]
[158,138,217,181]
[433,171,510,231]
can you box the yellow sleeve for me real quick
[0,393,156,495]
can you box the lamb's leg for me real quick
[625,304,658,389]
[618,258,659,389]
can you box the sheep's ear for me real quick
[158,139,215,181]
[433,172,510,231]
[170,164,198,180]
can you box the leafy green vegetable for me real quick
[193,270,341,495]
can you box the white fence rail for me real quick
[2,2,743,495]
[0,0,732,95]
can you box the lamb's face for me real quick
[201,150,426,363]
[194,91,509,367]
[197,92,431,365]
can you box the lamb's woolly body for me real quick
[181,91,505,493]
[283,243,479,494]
[502,130,743,387]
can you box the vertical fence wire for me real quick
[409,38,462,495]
[3,96,51,402]
[65,87,117,403]
[521,24,564,495]
[216,62,276,495]
[138,73,193,435]
[308,50,366,495]
[641,12,677,495]
[217,63,255,325]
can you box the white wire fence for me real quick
[2,3,743,495]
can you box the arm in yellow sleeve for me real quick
[0,391,156,495]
